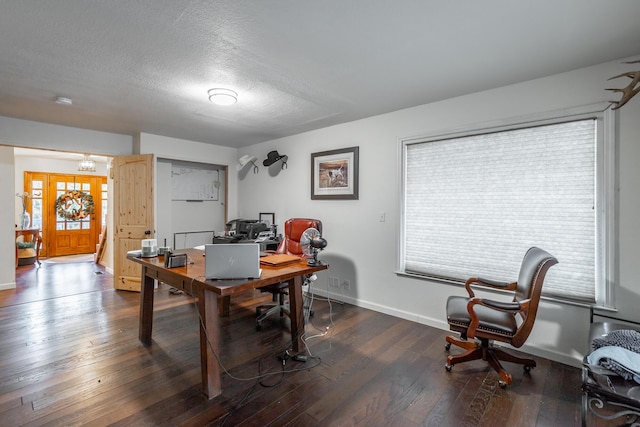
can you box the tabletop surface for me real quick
[128,247,327,296]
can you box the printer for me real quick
[225,219,269,239]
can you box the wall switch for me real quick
[379,211,386,222]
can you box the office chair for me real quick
[256,218,322,330]
[444,247,558,387]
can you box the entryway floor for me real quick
[42,253,95,264]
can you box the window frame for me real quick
[398,103,616,308]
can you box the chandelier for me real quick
[78,154,96,172]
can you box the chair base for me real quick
[255,302,314,331]
[256,303,289,330]
[445,335,536,387]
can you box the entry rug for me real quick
[43,254,95,264]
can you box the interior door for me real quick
[113,154,154,292]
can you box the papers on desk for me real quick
[260,254,301,266]
[194,245,206,251]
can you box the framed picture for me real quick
[311,146,359,200]
[259,212,275,227]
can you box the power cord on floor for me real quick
[187,276,322,385]
[300,273,338,358]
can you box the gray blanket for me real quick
[591,329,640,381]
[592,329,640,353]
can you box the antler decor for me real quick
[607,60,640,110]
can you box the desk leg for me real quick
[138,267,155,346]
[288,276,304,353]
[219,295,231,317]
[195,285,222,399]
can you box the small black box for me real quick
[164,252,187,268]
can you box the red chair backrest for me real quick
[276,218,322,256]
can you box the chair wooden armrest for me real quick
[464,277,517,297]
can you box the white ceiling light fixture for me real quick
[208,88,238,106]
[78,154,96,172]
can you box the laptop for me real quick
[204,243,261,280]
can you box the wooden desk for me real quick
[127,248,327,399]
[15,228,42,267]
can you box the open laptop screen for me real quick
[204,243,261,279]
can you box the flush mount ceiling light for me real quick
[78,154,96,172]
[208,88,238,106]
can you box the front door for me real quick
[48,174,105,256]
[24,171,106,258]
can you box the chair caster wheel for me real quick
[445,364,452,372]
[445,342,451,351]
[499,381,507,388]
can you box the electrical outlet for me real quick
[329,276,340,288]
[341,279,350,290]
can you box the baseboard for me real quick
[518,343,583,368]
[314,290,583,368]
[0,281,16,291]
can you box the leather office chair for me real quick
[444,247,558,387]
[256,218,322,330]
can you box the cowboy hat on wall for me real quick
[263,151,288,170]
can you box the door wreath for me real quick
[55,190,95,221]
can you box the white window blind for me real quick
[403,119,598,303]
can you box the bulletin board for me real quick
[171,166,220,201]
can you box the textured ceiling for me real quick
[1,1,640,148]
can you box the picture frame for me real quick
[259,212,275,227]
[311,146,359,200]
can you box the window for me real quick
[30,179,43,229]
[400,106,615,306]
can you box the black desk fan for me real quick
[300,227,327,266]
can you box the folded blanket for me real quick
[592,329,640,354]
[587,345,640,383]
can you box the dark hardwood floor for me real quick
[1,261,583,426]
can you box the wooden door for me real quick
[113,154,154,292]
[25,171,106,258]
[47,174,105,256]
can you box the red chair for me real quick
[256,218,322,330]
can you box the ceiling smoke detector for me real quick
[54,96,73,106]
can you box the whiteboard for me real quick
[171,166,220,201]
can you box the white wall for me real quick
[0,116,132,155]
[237,55,640,367]
[0,146,16,290]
